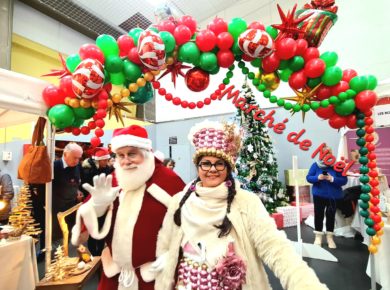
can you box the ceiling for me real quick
[20,0,241,39]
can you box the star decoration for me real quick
[157,61,192,87]
[42,53,71,78]
[272,4,314,40]
[108,101,133,126]
[283,82,322,122]
[247,144,254,153]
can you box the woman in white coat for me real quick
[153,120,328,290]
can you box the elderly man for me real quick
[52,143,83,241]
[72,125,185,290]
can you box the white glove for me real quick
[82,173,120,215]
[150,252,168,273]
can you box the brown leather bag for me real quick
[18,117,52,184]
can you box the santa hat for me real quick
[93,147,110,160]
[188,120,241,169]
[111,125,152,152]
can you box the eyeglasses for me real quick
[198,161,227,171]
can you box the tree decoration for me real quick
[157,59,191,87]
[184,68,210,92]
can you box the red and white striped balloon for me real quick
[238,29,274,58]
[137,30,166,70]
[72,59,104,99]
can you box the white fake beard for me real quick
[114,152,155,191]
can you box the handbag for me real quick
[17,117,52,184]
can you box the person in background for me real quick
[306,145,348,248]
[153,120,328,290]
[52,143,83,241]
[81,147,114,256]
[0,170,14,224]
[108,154,115,170]
[163,158,175,170]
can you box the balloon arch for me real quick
[41,2,382,253]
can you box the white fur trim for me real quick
[140,262,155,282]
[93,154,110,160]
[71,201,113,246]
[101,247,121,277]
[111,134,152,152]
[147,183,172,208]
[112,186,146,267]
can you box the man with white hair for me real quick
[71,125,185,290]
[52,142,83,241]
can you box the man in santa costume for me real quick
[71,125,185,290]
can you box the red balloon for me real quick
[365,134,374,142]
[128,47,142,65]
[79,44,105,64]
[217,50,235,68]
[304,58,326,78]
[207,17,228,36]
[90,136,101,148]
[366,126,374,134]
[373,224,382,231]
[355,90,378,110]
[217,32,234,50]
[42,85,66,107]
[177,15,197,34]
[248,21,265,30]
[88,121,96,129]
[159,20,176,34]
[346,114,357,129]
[370,179,379,188]
[80,126,90,135]
[368,161,377,169]
[188,102,196,109]
[59,76,76,98]
[181,100,188,108]
[316,85,332,100]
[289,71,307,90]
[315,105,335,119]
[262,53,280,73]
[117,35,135,57]
[303,47,320,62]
[369,170,378,178]
[367,143,376,152]
[103,83,112,93]
[95,128,104,137]
[342,69,358,82]
[371,188,380,196]
[329,115,347,129]
[172,97,182,106]
[174,25,192,45]
[95,119,105,128]
[330,80,350,96]
[371,214,382,224]
[295,39,308,56]
[275,38,297,60]
[367,152,376,160]
[196,30,217,52]
[242,54,254,62]
[185,68,210,92]
[72,128,81,136]
[371,206,380,213]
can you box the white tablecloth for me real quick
[0,235,38,290]
[367,222,390,290]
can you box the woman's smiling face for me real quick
[197,156,228,187]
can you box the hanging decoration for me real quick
[185,68,210,92]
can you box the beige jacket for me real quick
[155,186,329,290]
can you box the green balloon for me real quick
[104,69,111,84]
[148,26,159,33]
[307,77,322,88]
[105,55,124,73]
[279,69,292,82]
[110,72,126,85]
[320,51,338,67]
[251,58,262,68]
[178,42,200,64]
[129,82,154,104]
[66,54,81,73]
[360,193,370,202]
[364,218,375,227]
[321,66,343,86]
[128,28,144,46]
[48,104,75,129]
[289,56,304,72]
[359,209,369,218]
[209,65,220,75]
[360,166,369,174]
[359,175,369,183]
[366,75,378,90]
[199,52,218,72]
[265,26,278,39]
[159,31,176,53]
[366,227,376,236]
[334,99,356,116]
[349,76,369,93]
[72,118,84,128]
[278,60,289,70]
[228,18,247,39]
[359,200,369,210]
[73,107,96,119]
[232,40,243,56]
[96,34,119,57]
[123,60,142,83]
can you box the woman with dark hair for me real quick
[152,120,328,290]
[163,158,176,170]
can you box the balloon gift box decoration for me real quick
[42,1,383,253]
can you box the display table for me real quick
[366,222,390,290]
[35,257,101,290]
[0,235,39,290]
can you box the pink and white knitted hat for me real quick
[188,120,241,168]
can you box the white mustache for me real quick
[122,164,138,170]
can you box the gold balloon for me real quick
[91,100,99,109]
[260,72,280,92]
[128,83,138,93]
[166,57,175,66]
[377,229,384,236]
[368,244,378,254]
[111,93,122,103]
[136,78,146,87]
[107,99,113,108]
[69,98,80,108]
[80,99,91,108]
[121,88,130,98]
[64,97,71,105]
[144,72,154,82]
[372,235,381,245]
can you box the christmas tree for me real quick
[236,81,288,213]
